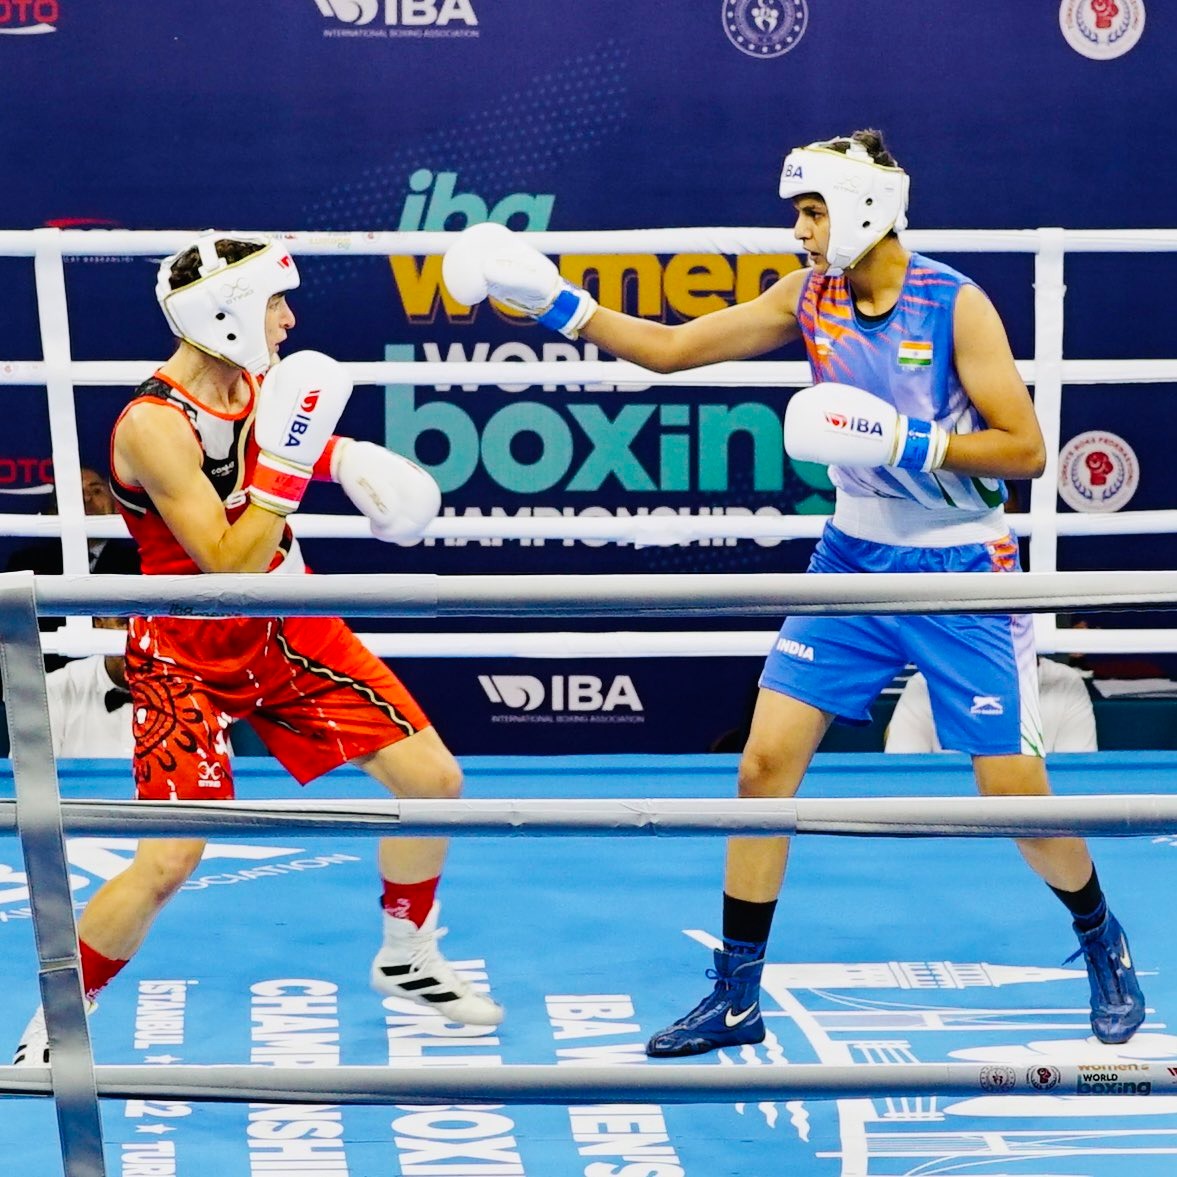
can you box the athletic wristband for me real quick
[536,284,597,339]
[312,435,346,482]
[249,451,313,517]
[894,417,948,474]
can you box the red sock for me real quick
[381,877,440,927]
[79,940,129,1001]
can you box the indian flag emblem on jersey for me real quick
[898,340,932,367]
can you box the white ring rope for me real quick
[0,1060,1165,1103]
[4,793,1177,839]
[5,225,1177,255]
[20,568,1177,659]
[23,568,1177,617]
[14,508,1177,543]
[3,356,1177,386]
[16,506,1177,541]
[43,627,1177,661]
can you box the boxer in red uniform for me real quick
[15,232,500,1065]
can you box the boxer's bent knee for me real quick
[737,747,784,798]
[357,728,464,800]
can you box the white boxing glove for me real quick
[331,439,441,541]
[250,351,353,516]
[442,222,598,339]
[784,382,949,473]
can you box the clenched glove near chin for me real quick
[249,351,354,517]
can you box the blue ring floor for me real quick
[2,752,1177,1177]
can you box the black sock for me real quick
[1050,866,1106,930]
[722,894,777,950]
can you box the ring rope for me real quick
[23,569,1177,618]
[4,225,1177,256]
[34,626,1177,661]
[3,357,1177,387]
[13,509,1177,543]
[0,1060,1163,1104]
[5,793,1177,839]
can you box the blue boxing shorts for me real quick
[759,523,1043,756]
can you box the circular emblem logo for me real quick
[1027,1065,1062,1092]
[722,0,808,59]
[979,1065,1018,1093]
[1058,430,1139,512]
[1059,0,1145,60]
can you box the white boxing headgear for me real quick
[155,232,300,374]
[778,139,909,275]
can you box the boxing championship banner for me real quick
[0,0,1171,749]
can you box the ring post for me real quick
[0,571,104,1177]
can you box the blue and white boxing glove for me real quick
[784,383,949,473]
[442,222,598,339]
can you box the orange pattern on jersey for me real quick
[986,535,1020,573]
[799,275,881,382]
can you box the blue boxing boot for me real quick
[646,944,766,1058]
[1065,904,1145,1044]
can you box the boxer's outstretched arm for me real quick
[442,223,804,374]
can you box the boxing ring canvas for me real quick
[2,752,1175,1177]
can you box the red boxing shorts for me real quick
[125,614,429,800]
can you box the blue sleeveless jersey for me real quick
[796,253,1007,512]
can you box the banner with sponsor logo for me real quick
[0,1,1173,748]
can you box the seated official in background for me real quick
[6,466,141,579]
[5,466,140,672]
[46,656,133,759]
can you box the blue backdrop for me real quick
[0,1,1170,750]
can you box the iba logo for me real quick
[479,674,643,722]
[315,0,479,38]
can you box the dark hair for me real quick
[165,238,265,291]
[824,129,899,169]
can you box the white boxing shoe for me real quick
[13,1000,96,1066]
[370,903,503,1026]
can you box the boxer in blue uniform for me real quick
[440,129,1145,1053]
